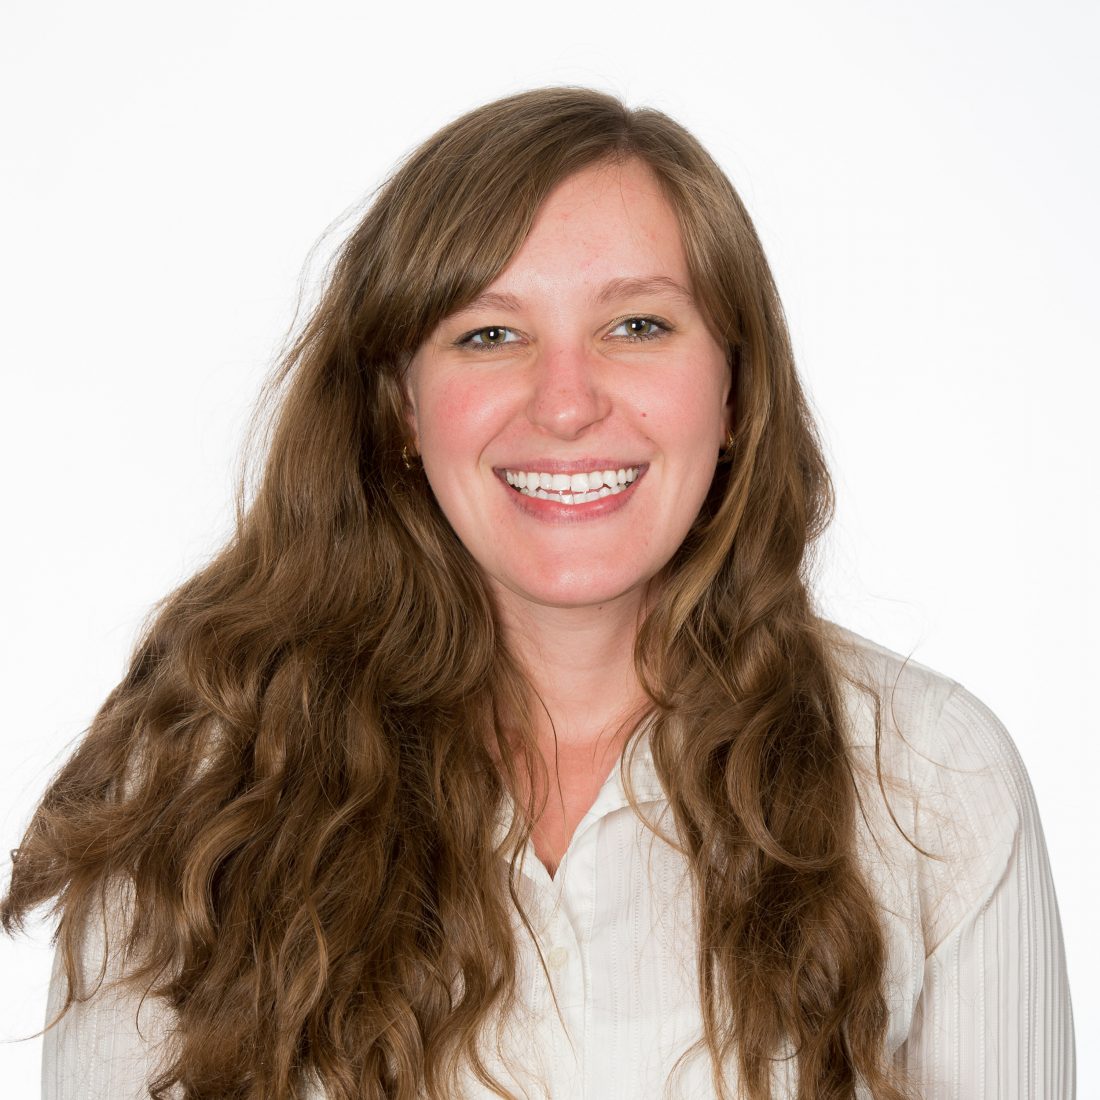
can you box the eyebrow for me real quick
[458,275,697,315]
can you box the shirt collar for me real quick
[491,714,667,856]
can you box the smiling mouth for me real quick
[503,466,640,505]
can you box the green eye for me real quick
[460,326,518,350]
[611,317,668,340]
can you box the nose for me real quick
[525,340,612,440]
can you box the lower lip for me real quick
[498,470,645,522]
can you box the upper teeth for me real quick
[504,466,639,504]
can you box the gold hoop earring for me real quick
[401,444,418,470]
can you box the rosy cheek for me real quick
[422,376,515,459]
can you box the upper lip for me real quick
[494,459,648,474]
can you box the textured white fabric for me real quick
[41,629,1076,1098]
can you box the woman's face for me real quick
[404,157,732,615]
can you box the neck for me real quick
[491,583,652,757]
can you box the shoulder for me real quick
[824,624,1040,951]
[827,622,1030,801]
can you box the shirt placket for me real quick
[520,771,637,1099]
[496,725,665,1099]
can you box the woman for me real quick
[2,86,1074,1099]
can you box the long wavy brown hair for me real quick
[3,87,912,1100]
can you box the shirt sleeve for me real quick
[41,890,175,1100]
[894,682,1076,1098]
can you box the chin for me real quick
[498,565,650,611]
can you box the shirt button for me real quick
[548,946,569,969]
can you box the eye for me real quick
[609,317,670,341]
[456,326,520,350]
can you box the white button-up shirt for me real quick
[42,630,1076,1098]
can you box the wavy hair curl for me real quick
[3,86,911,1100]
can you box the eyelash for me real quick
[454,316,673,352]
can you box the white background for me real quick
[2,0,1096,1094]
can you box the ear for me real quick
[403,381,420,453]
[379,369,420,454]
[723,345,738,437]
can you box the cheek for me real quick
[416,376,513,462]
[639,367,728,450]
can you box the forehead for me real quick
[482,158,692,298]
[532,157,681,232]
